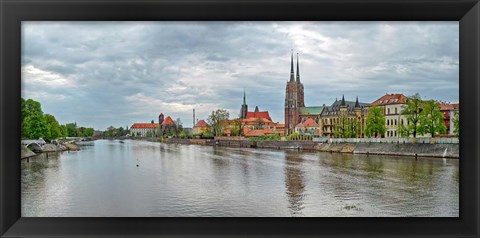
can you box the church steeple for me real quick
[296,53,301,83]
[243,88,246,105]
[240,89,248,119]
[355,96,360,108]
[341,94,346,106]
[289,49,295,82]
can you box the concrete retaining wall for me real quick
[353,143,459,158]
[320,137,459,144]
[256,141,316,150]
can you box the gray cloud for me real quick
[21,21,459,130]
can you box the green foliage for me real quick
[231,119,243,136]
[401,93,423,138]
[286,132,300,141]
[146,131,153,137]
[418,99,446,137]
[24,112,50,140]
[207,109,230,136]
[201,132,214,139]
[453,110,459,137]
[334,114,359,138]
[44,114,62,140]
[364,106,386,138]
[21,98,50,139]
[66,123,78,137]
[105,126,117,137]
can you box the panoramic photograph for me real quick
[21,21,459,217]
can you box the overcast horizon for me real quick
[21,21,459,131]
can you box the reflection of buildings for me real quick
[284,152,305,216]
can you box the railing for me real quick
[313,137,459,144]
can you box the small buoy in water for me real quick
[136,164,139,167]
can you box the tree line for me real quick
[21,98,94,140]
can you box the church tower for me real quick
[240,89,248,119]
[285,50,305,135]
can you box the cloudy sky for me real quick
[22,21,459,130]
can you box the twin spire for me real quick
[289,49,301,83]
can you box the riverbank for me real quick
[164,138,459,159]
[21,142,80,159]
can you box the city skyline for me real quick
[21,21,459,130]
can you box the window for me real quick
[387,108,390,114]
[395,108,397,114]
[387,120,390,126]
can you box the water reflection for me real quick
[21,140,459,217]
[284,151,306,216]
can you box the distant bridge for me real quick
[21,139,46,152]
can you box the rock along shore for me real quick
[21,142,80,159]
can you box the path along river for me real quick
[21,139,459,217]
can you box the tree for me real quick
[21,98,49,139]
[175,118,183,136]
[117,127,125,137]
[105,126,117,137]
[418,100,446,137]
[24,112,49,139]
[231,119,243,136]
[146,131,153,137]
[333,114,349,138]
[66,123,78,137]
[207,109,230,136]
[59,124,67,138]
[401,93,423,138]
[44,114,62,140]
[453,110,459,137]
[254,118,264,129]
[83,128,94,137]
[364,106,386,138]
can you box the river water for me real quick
[21,139,459,217]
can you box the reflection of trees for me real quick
[364,157,385,178]
[284,151,305,216]
[394,158,435,185]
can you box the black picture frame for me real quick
[1,0,479,237]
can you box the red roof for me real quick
[131,123,159,129]
[161,116,176,126]
[296,118,319,127]
[243,128,274,137]
[195,119,208,127]
[246,111,272,121]
[370,94,407,106]
[439,102,460,111]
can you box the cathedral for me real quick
[284,51,368,137]
[284,51,305,135]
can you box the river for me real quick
[21,139,459,217]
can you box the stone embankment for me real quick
[165,138,459,158]
[21,142,80,159]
